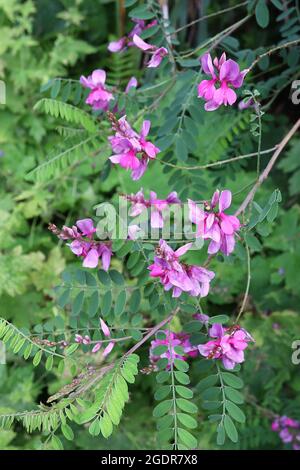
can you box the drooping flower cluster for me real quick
[189,189,241,256]
[108,18,158,53]
[75,318,115,357]
[80,69,113,111]
[198,323,254,370]
[148,239,215,298]
[132,34,168,68]
[272,416,300,450]
[49,219,112,270]
[150,330,198,369]
[125,188,180,228]
[108,114,160,180]
[198,52,248,111]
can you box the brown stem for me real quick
[235,118,300,216]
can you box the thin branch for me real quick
[249,38,300,71]
[235,118,300,216]
[159,146,277,171]
[173,1,249,34]
[236,242,251,323]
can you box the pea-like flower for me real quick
[148,239,215,298]
[108,18,158,53]
[198,52,248,111]
[132,34,168,68]
[108,115,160,180]
[80,69,113,111]
[198,323,254,370]
[189,189,241,256]
[49,219,112,270]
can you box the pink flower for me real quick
[150,330,198,369]
[125,76,138,94]
[198,323,253,370]
[108,37,127,53]
[125,189,180,228]
[108,115,160,180]
[189,189,240,256]
[75,334,90,345]
[92,342,102,353]
[133,35,168,68]
[148,240,214,298]
[103,341,115,357]
[108,18,158,53]
[49,219,113,270]
[80,69,113,111]
[100,318,111,338]
[198,52,248,111]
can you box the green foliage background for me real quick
[0,0,300,450]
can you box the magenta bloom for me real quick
[198,323,253,370]
[189,189,240,256]
[108,18,158,53]
[109,116,160,180]
[132,34,168,68]
[150,330,198,369]
[272,416,300,449]
[125,189,180,228]
[198,52,248,111]
[108,37,127,53]
[148,240,214,298]
[80,69,113,111]
[49,219,112,270]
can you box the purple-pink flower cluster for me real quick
[150,330,198,368]
[125,189,180,228]
[189,189,241,256]
[80,69,113,111]
[108,18,158,53]
[148,240,215,298]
[108,114,160,180]
[198,52,248,111]
[198,323,254,370]
[272,416,300,450]
[49,219,112,270]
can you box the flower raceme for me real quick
[108,18,158,53]
[80,69,113,111]
[150,330,198,369]
[108,114,160,180]
[49,219,112,270]
[148,239,215,298]
[132,34,168,68]
[271,416,300,450]
[75,318,115,358]
[198,323,254,370]
[189,189,241,256]
[125,188,180,228]
[198,52,248,111]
